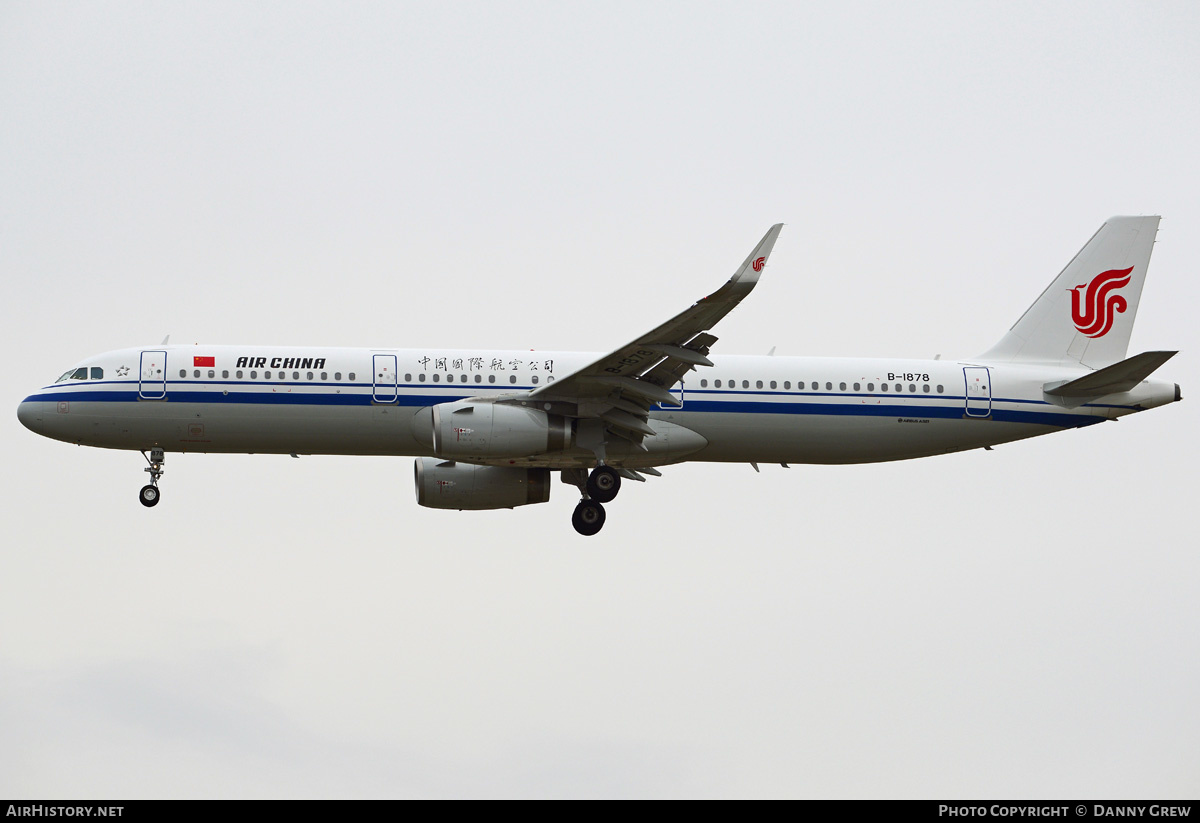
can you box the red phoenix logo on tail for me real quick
[1070,267,1133,338]
[752,257,765,272]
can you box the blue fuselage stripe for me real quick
[21,386,1100,427]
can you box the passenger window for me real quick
[432,374,440,382]
[222,370,229,378]
[756,380,763,389]
[250,370,257,379]
[265,371,272,379]
[784,381,790,389]
[488,375,495,384]
[839,382,846,391]
[474,374,482,383]
[509,375,517,384]
[769,380,777,389]
[237,370,244,379]
[445,374,453,383]
[895,384,901,392]
[532,375,539,384]
[322,372,328,380]
[714,379,722,388]
[700,379,708,388]
[868,382,875,391]
[209,370,215,378]
[349,373,356,381]
[307,372,314,380]
[909,384,916,393]
[419,373,426,382]
[854,382,861,391]
[826,382,832,391]
[547,376,554,382]
[461,374,467,383]
[881,383,888,392]
[404,373,411,382]
[91,367,104,379]
[937,385,944,393]
[194,370,201,378]
[810,381,818,390]
[742,380,749,388]
[292,371,299,380]
[179,369,187,378]
[923,385,930,393]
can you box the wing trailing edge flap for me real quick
[1043,350,1177,404]
[638,333,718,392]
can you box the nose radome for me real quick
[17,398,43,434]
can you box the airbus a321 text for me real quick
[18,218,1181,535]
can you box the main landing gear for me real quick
[572,498,606,536]
[570,465,623,536]
[586,465,621,503]
[139,448,165,508]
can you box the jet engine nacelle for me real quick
[414,458,551,510]
[431,400,570,459]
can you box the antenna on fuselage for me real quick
[161,334,171,345]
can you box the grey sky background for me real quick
[2,0,1197,798]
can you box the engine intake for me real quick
[415,458,551,510]
[431,400,570,459]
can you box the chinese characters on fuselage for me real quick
[414,356,554,373]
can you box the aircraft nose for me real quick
[17,397,44,434]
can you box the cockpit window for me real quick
[70,368,88,380]
[56,370,74,383]
[91,367,103,380]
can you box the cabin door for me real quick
[372,354,398,403]
[963,367,991,418]
[139,350,167,399]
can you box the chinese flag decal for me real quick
[194,356,215,367]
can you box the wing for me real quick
[526,223,783,448]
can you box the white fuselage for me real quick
[16,345,1178,468]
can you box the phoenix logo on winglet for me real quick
[752,256,766,272]
[1071,267,1133,338]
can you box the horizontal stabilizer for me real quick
[1044,351,1177,399]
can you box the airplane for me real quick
[17,217,1181,535]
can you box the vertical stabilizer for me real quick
[979,216,1160,369]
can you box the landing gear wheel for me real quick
[586,466,621,503]
[139,448,165,509]
[572,499,606,536]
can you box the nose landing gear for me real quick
[139,448,165,508]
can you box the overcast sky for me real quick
[2,0,1197,798]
